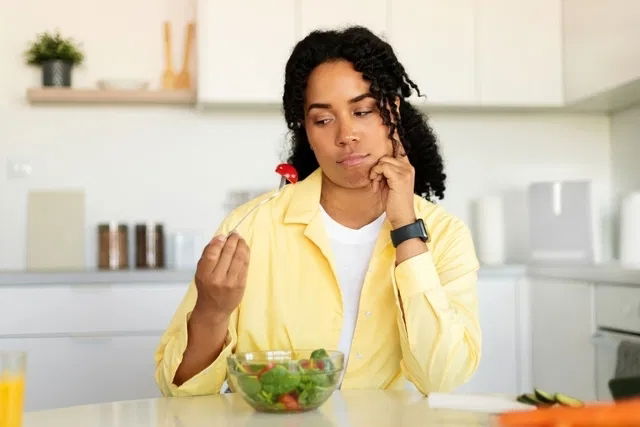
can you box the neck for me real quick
[320,173,385,229]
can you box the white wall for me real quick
[0,0,613,269]
[431,112,611,262]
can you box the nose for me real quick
[336,117,360,147]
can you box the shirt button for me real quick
[364,311,373,317]
[355,352,364,359]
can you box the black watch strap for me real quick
[390,218,429,248]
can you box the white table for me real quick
[25,390,499,426]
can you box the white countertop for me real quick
[24,390,518,427]
[0,265,525,286]
[0,269,194,285]
[528,263,640,286]
[4,263,639,287]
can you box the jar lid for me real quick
[98,223,128,231]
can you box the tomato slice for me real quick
[278,393,300,410]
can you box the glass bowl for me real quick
[227,349,344,413]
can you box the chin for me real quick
[325,169,371,190]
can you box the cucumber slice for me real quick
[554,393,583,407]
[534,388,556,404]
[522,393,549,407]
[516,394,538,406]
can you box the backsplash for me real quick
[0,105,611,269]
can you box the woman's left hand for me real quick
[369,151,416,229]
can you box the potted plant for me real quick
[25,31,84,87]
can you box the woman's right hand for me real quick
[193,233,250,317]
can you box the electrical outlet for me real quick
[7,159,33,179]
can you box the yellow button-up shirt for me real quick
[155,168,481,396]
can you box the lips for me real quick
[337,153,369,167]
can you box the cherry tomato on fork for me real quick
[275,163,298,184]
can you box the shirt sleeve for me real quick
[154,280,239,397]
[391,219,481,395]
[154,209,247,397]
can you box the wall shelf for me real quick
[26,88,196,105]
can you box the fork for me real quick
[228,176,287,234]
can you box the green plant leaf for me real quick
[25,30,84,66]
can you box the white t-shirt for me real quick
[319,205,386,365]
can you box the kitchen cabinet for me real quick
[455,273,529,395]
[389,0,476,105]
[197,0,297,103]
[475,0,563,106]
[0,283,188,336]
[0,282,187,410]
[0,335,162,411]
[197,0,564,107]
[563,0,640,109]
[529,278,597,401]
[299,0,387,38]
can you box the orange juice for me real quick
[0,375,25,427]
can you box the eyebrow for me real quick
[306,93,374,113]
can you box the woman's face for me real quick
[304,59,394,190]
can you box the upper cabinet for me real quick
[299,0,387,37]
[475,0,563,106]
[563,0,640,110]
[197,0,639,111]
[389,0,476,105]
[197,0,296,103]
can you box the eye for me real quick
[355,110,373,117]
[314,118,332,126]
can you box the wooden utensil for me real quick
[175,22,195,89]
[161,21,176,89]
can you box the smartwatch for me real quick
[390,218,429,247]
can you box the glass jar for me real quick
[98,222,129,269]
[135,223,165,268]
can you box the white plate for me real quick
[97,79,149,90]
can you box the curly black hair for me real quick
[282,26,446,201]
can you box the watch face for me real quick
[418,219,430,242]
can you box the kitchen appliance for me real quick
[97,222,129,270]
[135,223,165,268]
[528,180,599,265]
[609,376,640,400]
[592,284,640,400]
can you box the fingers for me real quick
[369,160,401,181]
[211,233,241,282]
[370,155,414,193]
[197,235,226,274]
[227,238,250,284]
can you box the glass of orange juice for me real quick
[0,351,26,427]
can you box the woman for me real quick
[155,26,480,397]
